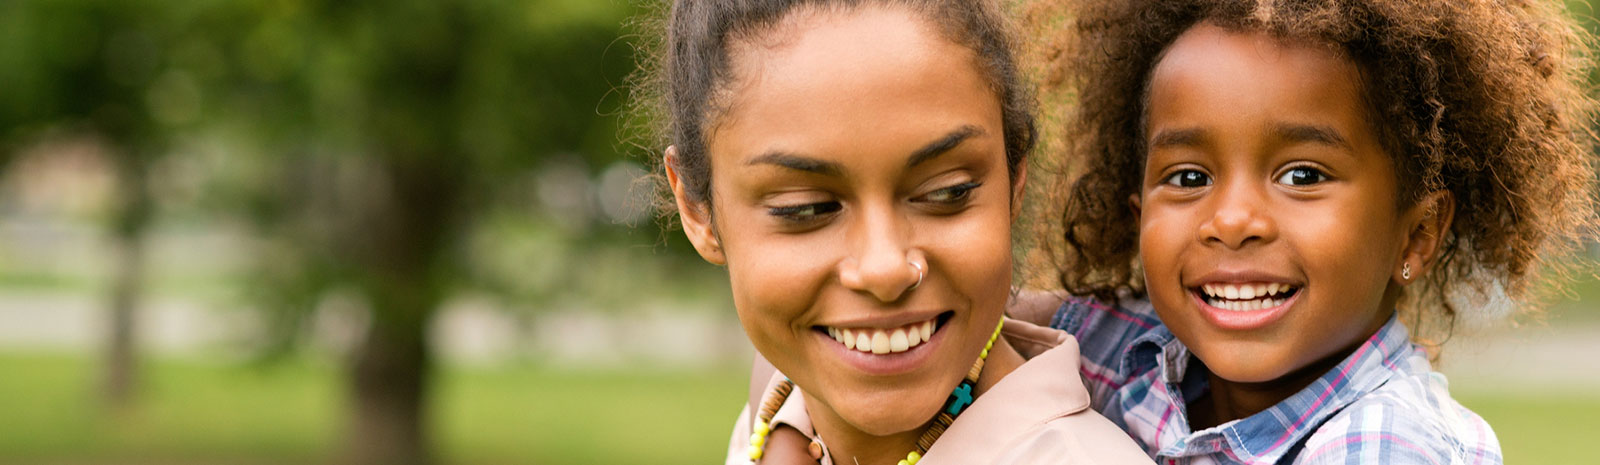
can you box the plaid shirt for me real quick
[1052,296,1502,464]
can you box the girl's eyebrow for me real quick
[745,125,985,176]
[1146,124,1350,151]
[1273,123,1349,149]
[1149,127,1206,149]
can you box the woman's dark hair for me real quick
[629,0,1036,212]
[1046,0,1598,345]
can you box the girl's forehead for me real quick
[1144,23,1376,150]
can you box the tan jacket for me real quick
[726,318,1154,464]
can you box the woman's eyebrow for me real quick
[744,125,985,175]
[746,151,841,176]
[906,125,983,168]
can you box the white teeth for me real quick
[889,329,909,352]
[1224,285,1239,299]
[1267,283,1280,295]
[828,318,940,355]
[871,332,891,354]
[1240,285,1256,300]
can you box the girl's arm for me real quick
[1008,289,1066,326]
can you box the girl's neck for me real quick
[1188,352,1342,430]
[812,334,1025,464]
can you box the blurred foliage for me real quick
[0,0,713,462]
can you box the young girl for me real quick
[634,0,1151,464]
[1045,0,1597,463]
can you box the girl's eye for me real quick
[1162,169,1211,188]
[768,202,841,222]
[918,182,981,205]
[1277,167,1329,186]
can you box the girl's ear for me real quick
[665,146,727,265]
[1396,190,1455,283]
[1128,193,1143,220]
[1009,162,1029,221]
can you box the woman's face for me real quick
[670,5,1019,437]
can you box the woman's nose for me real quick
[838,210,922,303]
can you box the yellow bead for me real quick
[980,349,988,358]
[754,421,770,436]
[907,451,922,464]
[748,444,763,461]
[751,432,765,447]
[897,461,909,465]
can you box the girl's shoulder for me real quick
[1294,370,1502,465]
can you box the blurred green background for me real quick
[0,0,1595,464]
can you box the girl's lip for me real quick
[1189,285,1302,331]
[817,319,946,376]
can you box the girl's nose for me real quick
[838,211,922,303]
[1197,180,1277,249]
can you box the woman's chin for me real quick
[827,390,946,437]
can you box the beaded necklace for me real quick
[747,318,1005,465]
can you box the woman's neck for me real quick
[809,332,1026,464]
[804,391,926,465]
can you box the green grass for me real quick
[1455,391,1600,465]
[0,352,1595,464]
[0,352,747,465]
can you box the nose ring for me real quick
[909,261,925,291]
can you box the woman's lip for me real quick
[815,310,947,330]
[1189,286,1301,331]
[817,321,945,376]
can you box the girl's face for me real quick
[1136,24,1425,386]
[670,6,1019,437]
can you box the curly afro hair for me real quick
[1046,0,1599,345]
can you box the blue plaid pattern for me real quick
[1053,297,1502,464]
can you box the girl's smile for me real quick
[1188,273,1304,331]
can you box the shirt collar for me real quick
[765,318,1090,465]
[1154,315,1416,463]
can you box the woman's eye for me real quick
[768,202,841,222]
[1277,167,1328,186]
[1162,170,1211,188]
[919,182,980,205]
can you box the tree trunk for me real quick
[339,158,459,465]
[105,156,151,408]
[345,308,433,465]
